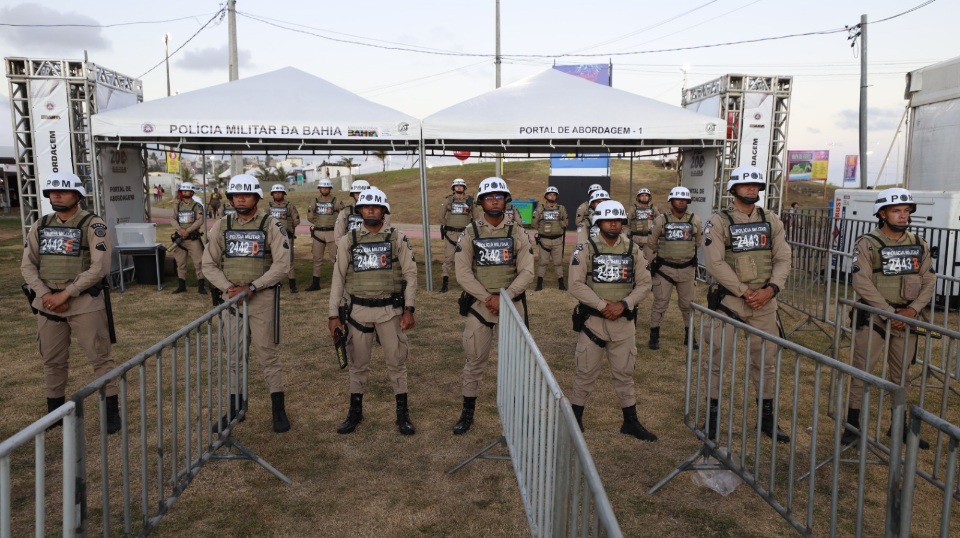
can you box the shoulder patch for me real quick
[704,237,712,246]
[94,228,107,237]
[95,242,107,251]
[282,240,290,249]
[275,221,285,229]
[91,222,107,230]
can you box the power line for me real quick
[0,13,218,28]
[136,9,225,79]
[873,0,937,23]
[566,0,720,54]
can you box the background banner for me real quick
[550,64,611,176]
[843,155,859,183]
[166,151,180,175]
[787,150,830,181]
[30,78,73,216]
[737,92,774,172]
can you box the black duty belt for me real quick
[445,226,466,233]
[630,231,651,237]
[314,226,334,231]
[539,234,564,240]
[350,294,401,308]
[658,257,698,269]
[579,302,636,322]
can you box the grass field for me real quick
[2,166,953,537]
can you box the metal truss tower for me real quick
[683,74,792,215]
[5,57,142,239]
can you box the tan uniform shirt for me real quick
[269,201,301,234]
[627,202,661,233]
[21,212,111,316]
[439,193,473,225]
[307,195,344,227]
[702,205,791,296]
[455,218,535,305]
[645,211,703,263]
[328,225,418,318]
[201,209,291,291]
[530,201,569,235]
[568,234,651,312]
[333,206,392,244]
[177,201,205,235]
[851,231,936,315]
[575,201,591,227]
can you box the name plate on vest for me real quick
[880,245,922,276]
[543,209,560,221]
[729,222,772,252]
[225,230,266,258]
[270,206,288,220]
[664,222,694,241]
[352,241,393,272]
[592,253,634,283]
[451,201,470,215]
[473,237,515,266]
[347,214,363,231]
[177,210,195,225]
[39,227,82,256]
[635,208,653,221]
[315,201,333,215]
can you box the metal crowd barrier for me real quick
[651,302,908,538]
[449,290,622,538]
[0,403,77,538]
[899,405,960,538]
[779,239,855,345]
[0,293,289,538]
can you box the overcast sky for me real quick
[1,0,956,184]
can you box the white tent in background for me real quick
[421,68,723,153]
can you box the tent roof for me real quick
[421,69,724,154]
[91,67,420,152]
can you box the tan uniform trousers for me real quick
[570,314,637,408]
[630,234,650,251]
[38,310,118,398]
[286,236,296,278]
[461,299,526,397]
[441,229,461,278]
[536,235,565,279]
[310,229,336,277]
[848,324,916,410]
[226,288,284,394]
[173,239,204,280]
[650,264,696,328]
[704,295,779,400]
[345,304,409,395]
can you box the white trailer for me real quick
[905,56,960,191]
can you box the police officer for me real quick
[575,183,604,228]
[209,187,223,218]
[841,188,936,448]
[439,178,474,293]
[576,189,610,245]
[451,177,535,435]
[304,178,344,292]
[202,174,292,433]
[20,172,121,433]
[171,182,207,294]
[702,165,791,443]
[531,186,569,291]
[333,179,372,244]
[627,188,660,250]
[568,201,657,441]
[328,188,418,435]
[269,184,301,293]
[645,186,703,350]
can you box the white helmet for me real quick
[592,200,628,225]
[477,177,511,202]
[587,183,603,195]
[873,188,916,216]
[545,186,559,196]
[356,187,391,214]
[668,186,692,201]
[271,183,287,194]
[226,174,263,198]
[726,166,766,192]
[349,179,371,194]
[636,188,651,197]
[178,182,196,192]
[451,178,467,189]
[589,189,610,205]
[42,171,86,198]
[317,179,333,189]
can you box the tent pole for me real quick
[419,137,433,291]
[629,152,634,198]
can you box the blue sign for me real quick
[550,153,610,170]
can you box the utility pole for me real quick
[494,0,502,178]
[859,14,868,189]
[164,33,172,97]
[228,0,242,179]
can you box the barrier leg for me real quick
[447,436,510,474]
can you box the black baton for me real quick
[274,284,281,344]
[101,278,117,344]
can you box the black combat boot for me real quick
[452,396,476,435]
[886,412,930,450]
[395,393,415,436]
[703,398,719,440]
[172,278,187,294]
[337,393,363,434]
[46,396,66,430]
[620,405,658,442]
[535,277,544,291]
[685,327,699,350]
[440,276,449,293]
[271,392,291,433]
[197,279,208,295]
[105,395,122,435]
[648,327,660,350]
[558,277,567,291]
[760,399,791,444]
[571,404,585,432]
[212,394,245,433]
[289,278,298,294]
[305,276,321,292]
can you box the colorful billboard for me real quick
[843,155,858,183]
[787,150,830,181]
[552,64,611,86]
